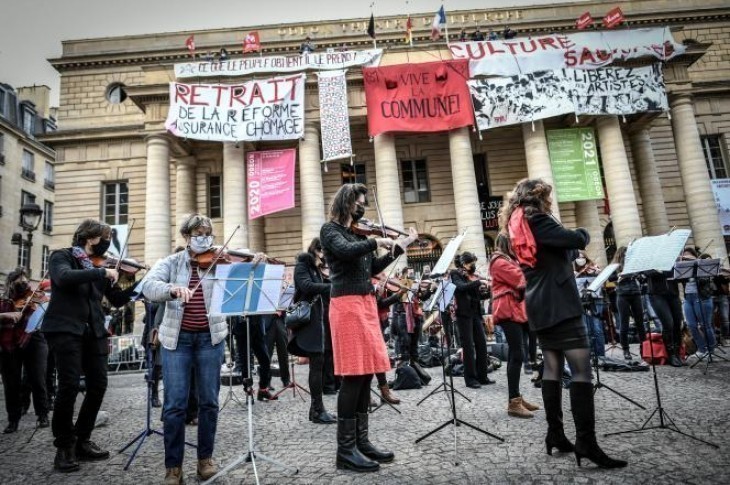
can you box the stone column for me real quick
[144,135,172,264]
[174,156,197,247]
[449,127,487,263]
[299,122,325,249]
[670,94,728,260]
[373,134,406,229]
[630,128,669,236]
[574,200,607,267]
[248,217,266,252]
[596,116,643,248]
[522,121,561,221]
[222,142,249,250]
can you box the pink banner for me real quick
[247,149,296,219]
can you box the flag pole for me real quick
[371,2,377,49]
[443,3,449,44]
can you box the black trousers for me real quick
[232,316,271,389]
[617,293,646,350]
[266,315,290,384]
[455,314,489,385]
[1,335,49,422]
[393,311,420,362]
[649,293,683,349]
[498,321,526,399]
[45,331,108,449]
[322,323,338,392]
[308,352,325,412]
[337,374,373,419]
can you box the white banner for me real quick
[711,179,730,236]
[450,27,685,77]
[164,74,305,142]
[175,49,383,78]
[470,65,667,131]
[317,70,352,162]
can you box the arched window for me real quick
[406,235,442,277]
[604,222,616,263]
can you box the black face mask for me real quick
[92,239,111,257]
[352,205,365,222]
[466,265,476,274]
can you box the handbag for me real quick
[285,296,319,331]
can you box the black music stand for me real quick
[119,301,197,470]
[202,263,298,485]
[674,259,727,374]
[414,272,504,464]
[604,273,719,449]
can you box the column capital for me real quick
[144,132,173,145]
[174,156,196,167]
[669,92,693,109]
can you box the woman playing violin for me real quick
[320,183,418,473]
[42,219,137,472]
[138,213,230,484]
[0,267,50,434]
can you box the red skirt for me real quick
[329,294,391,376]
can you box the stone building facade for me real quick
[0,84,57,285]
[41,0,730,272]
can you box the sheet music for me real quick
[430,230,467,277]
[622,229,691,275]
[424,282,456,313]
[587,264,619,293]
[210,263,285,315]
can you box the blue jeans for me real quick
[161,330,224,468]
[683,294,715,353]
[583,301,606,357]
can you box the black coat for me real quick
[42,248,136,340]
[320,222,403,297]
[288,252,331,356]
[450,269,486,318]
[522,213,590,332]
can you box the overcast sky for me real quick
[0,0,583,106]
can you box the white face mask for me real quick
[189,235,213,254]
[575,258,587,267]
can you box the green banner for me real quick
[546,128,604,202]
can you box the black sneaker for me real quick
[75,440,110,461]
[3,421,19,434]
[54,447,80,473]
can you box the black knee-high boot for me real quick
[570,382,627,468]
[355,412,394,463]
[336,418,379,472]
[542,380,574,455]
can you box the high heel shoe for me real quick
[545,434,575,455]
[542,380,574,456]
[574,443,627,468]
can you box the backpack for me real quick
[391,364,423,390]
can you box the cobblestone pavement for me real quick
[1,344,729,484]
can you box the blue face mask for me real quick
[189,235,213,254]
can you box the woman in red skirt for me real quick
[320,183,417,472]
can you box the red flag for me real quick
[576,12,594,30]
[243,31,261,53]
[602,7,625,29]
[185,35,195,55]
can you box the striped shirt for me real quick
[181,264,209,332]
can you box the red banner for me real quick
[576,12,594,30]
[363,60,473,137]
[247,149,296,220]
[243,31,261,53]
[603,7,625,29]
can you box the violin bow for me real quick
[113,218,136,273]
[189,225,241,295]
[370,185,404,287]
[18,270,51,316]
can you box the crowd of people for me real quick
[3,180,730,483]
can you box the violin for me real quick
[191,246,285,269]
[350,218,434,249]
[91,254,149,274]
[13,287,49,313]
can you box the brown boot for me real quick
[518,395,540,411]
[508,397,534,418]
[197,458,218,480]
[164,467,183,485]
[379,384,401,405]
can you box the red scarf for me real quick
[508,207,537,268]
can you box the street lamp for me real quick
[17,202,44,276]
